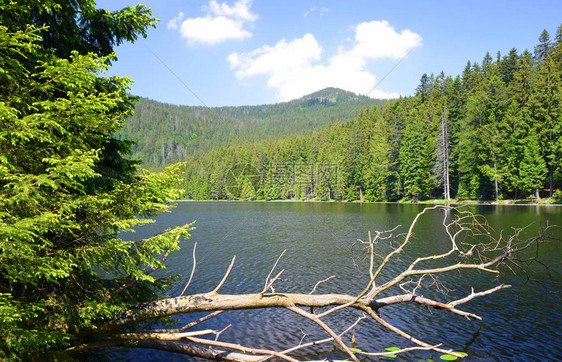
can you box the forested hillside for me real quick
[183,25,562,202]
[117,88,385,168]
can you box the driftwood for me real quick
[71,206,558,360]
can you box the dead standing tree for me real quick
[71,206,559,360]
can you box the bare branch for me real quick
[66,340,129,352]
[211,255,236,294]
[184,336,299,362]
[133,340,264,361]
[262,249,286,293]
[317,207,444,318]
[370,293,483,320]
[448,284,511,307]
[358,305,464,357]
[77,207,558,361]
[309,275,336,295]
[110,330,215,341]
[261,269,284,295]
[286,305,359,362]
[151,311,224,334]
[214,324,231,341]
[372,260,500,299]
[275,316,367,359]
[368,230,375,279]
[180,242,197,296]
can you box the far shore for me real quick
[175,198,562,206]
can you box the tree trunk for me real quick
[290,165,295,199]
[550,164,553,198]
[441,108,450,200]
[71,207,558,361]
[494,161,499,202]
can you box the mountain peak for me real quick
[119,90,386,168]
[290,87,375,107]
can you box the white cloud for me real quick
[209,0,257,21]
[304,6,329,17]
[227,20,421,101]
[228,34,322,78]
[350,20,423,59]
[167,12,184,30]
[168,0,257,45]
[179,16,252,45]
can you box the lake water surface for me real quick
[115,202,562,361]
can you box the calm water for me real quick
[110,202,562,361]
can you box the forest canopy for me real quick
[116,88,385,168]
[178,25,562,202]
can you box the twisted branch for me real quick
[73,206,558,361]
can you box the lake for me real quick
[113,202,562,361]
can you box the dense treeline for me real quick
[117,88,385,168]
[183,25,562,201]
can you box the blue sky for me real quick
[97,0,562,107]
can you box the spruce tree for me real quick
[519,135,548,199]
[529,41,561,197]
[0,1,193,358]
[534,29,551,62]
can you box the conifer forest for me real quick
[123,26,562,202]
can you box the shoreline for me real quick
[174,198,562,207]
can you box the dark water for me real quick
[110,202,562,361]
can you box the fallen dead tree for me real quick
[71,206,559,360]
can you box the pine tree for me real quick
[534,29,551,62]
[519,135,548,199]
[362,108,390,201]
[434,105,451,200]
[381,100,405,201]
[501,102,529,198]
[529,39,561,197]
[399,98,434,201]
[0,1,193,357]
[511,50,535,108]
[479,57,510,200]
[457,62,485,199]
[499,48,520,86]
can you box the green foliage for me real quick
[0,1,193,358]
[399,99,435,201]
[381,346,401,358]
[519,134,547,197]
[440,352,468,360]
[0,0,156,60]
[456,183,469,201]
[117,88,385,169]
[177,24,562,202]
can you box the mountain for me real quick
[116,88,386,168]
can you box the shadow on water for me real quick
[110,202,562,361]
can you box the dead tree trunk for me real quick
[71,206,558,361]
[442,107,450,201]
